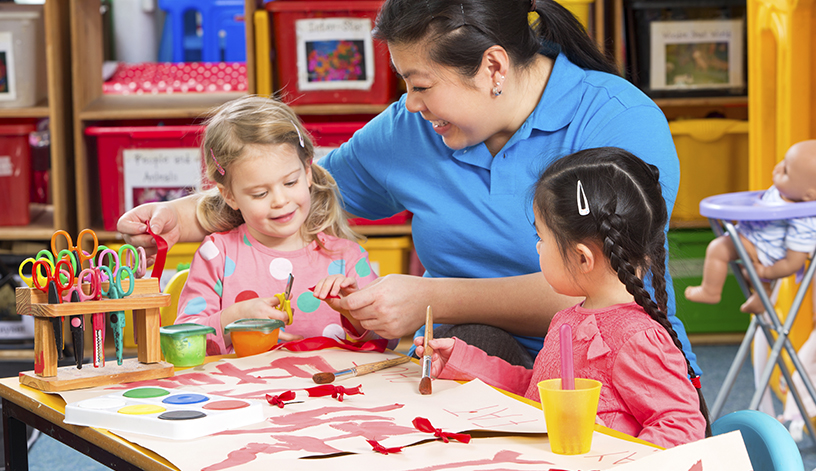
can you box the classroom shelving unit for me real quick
[0,1,73,241]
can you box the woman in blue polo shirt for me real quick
[118,0,699,376]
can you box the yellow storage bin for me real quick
[361,236,412,277]
[670,119,749,223]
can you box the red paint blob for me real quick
[203,400,250,410]
[235,290,259,303]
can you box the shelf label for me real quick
[0,156,11,177]
[123,148,204,211]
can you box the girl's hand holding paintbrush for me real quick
[413,337,455,378]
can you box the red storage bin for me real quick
[0,124,36,226]
[304,120,411,226]
[265,1,397,105]
[85,126,207,231]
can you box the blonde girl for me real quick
[176,95,388,353]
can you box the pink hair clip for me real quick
[210,148,225,176]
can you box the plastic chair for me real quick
[712,410,804,471]
[158,0,245,62]
[702,191,816,446]
[160,269,189,326]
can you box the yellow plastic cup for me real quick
[538,378,602,455]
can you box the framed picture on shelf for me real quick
[649,19,745,93]
[294,17,375,92]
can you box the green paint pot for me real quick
[159,323,216,367]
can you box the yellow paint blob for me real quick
[118,404,166,415]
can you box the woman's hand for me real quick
[333,274,431,339]
[117,202,182,266]
[220,298,303,343]
[414,337,455,377]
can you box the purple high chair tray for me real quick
[699,190,816,221]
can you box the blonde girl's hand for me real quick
[312,275,359,300]
[220,297,303,342]
[413,337,456,377]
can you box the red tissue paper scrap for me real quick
[266,390,297,408]
[306,384,364,402]
[412,417,471,444]
[103,62,248,95]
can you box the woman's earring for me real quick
[492,75,505,97]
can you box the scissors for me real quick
[18,250,56,288]
[77,267,106,368]
[32,258,75,360]
[62,267,102,369]
[51,229,99,275]
[274,274,295,325]
[99,249,135,366]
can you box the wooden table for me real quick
[0,355,657,471]
[1,375,177,470]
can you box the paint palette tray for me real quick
[65,387,265,440]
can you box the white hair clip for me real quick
[577,180,590,216]
[289,119,305,148]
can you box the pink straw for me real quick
[560,324,575,390]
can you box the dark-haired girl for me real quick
[416,148,708,448]
[118,0,699,376]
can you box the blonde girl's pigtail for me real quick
[304,163,362,244]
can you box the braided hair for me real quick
[533,147,711,436]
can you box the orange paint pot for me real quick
[225,319,284,357]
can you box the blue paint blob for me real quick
[163,393,210,405]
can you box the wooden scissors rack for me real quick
[16,278,174,392]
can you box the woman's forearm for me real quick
[170,194,209,243]
[427,273,582,337]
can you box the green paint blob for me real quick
[123,387,170,399]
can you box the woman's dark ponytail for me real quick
[531,0,618,75]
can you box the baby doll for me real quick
[685,139,816,313]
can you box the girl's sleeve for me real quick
[612,329,707,448]
[175,236,230,355]
[437,338,534,397]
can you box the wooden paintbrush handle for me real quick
[424,305,434,357]
[355,356,411,376]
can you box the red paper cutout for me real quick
[269,336,387,353]
[305,384,364,402]
[412,417,471,444]
[367,439,403,455]
[266,390,296,408]
[145,219,168,279]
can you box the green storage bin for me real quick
[669,229,750,333]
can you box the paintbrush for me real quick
[419,305,433,395]
[312,356,411,384]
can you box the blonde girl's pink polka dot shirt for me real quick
[176,225,382,355]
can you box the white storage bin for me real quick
[0,6,46,108]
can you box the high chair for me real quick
[701,190,816,446]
